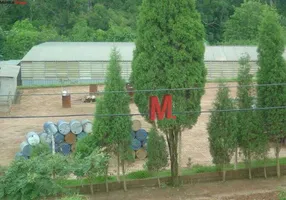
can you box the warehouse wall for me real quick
[0,77,16,112]
[21,61,258,86]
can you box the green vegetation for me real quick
[92,48,133,191]
[236,55,269,179]
[257,7,286,178]
[131,0,206,186]
[207,82,237,182]
[223,1,270,45]
[146,128,168,187]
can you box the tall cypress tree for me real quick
[207,82,237,182]
[131,0,206,186]
[236,55,268,179]
[93,47,132,191]
[257,8,286,178]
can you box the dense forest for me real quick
[0,0,286,60]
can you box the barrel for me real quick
[131,130,136,139]
[43,122,58,135]
[81,119,92,134]
[15,152,28,160]
[40,132,52,144]
[65,132,77,144]
[132,120,141,131]
[54,133,65,144]
[20,141,32,157]
[57,120,71,135]
[89,84,98,94]
[77,132,88,140]
[131,138,141,151]
[26,132,40,146]
[50,143,60,153]
[135,129,148,142]
[69,120,83,135]
[136,148,147,160]
[59,143,71,156]
[62,93,71,108]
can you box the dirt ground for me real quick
[2,83,286,199]
[87,177,286,200]
[1,83,286,169]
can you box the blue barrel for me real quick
[135,129,148,142]
[54,133,65,144]
[57,120,71,135]
[26,132,40,146]
[15,152,28,160]
[43,122,58,135]
[131,130,136,139]
[131,138,141,151]
[81,119,92,134]
[59,143,71,156]
[39,132,52,144]
[70,120,83,135]
[77,132,88,140]
[20,141,32,157]
[49,143,60,153]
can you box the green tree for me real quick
[146,128,168,187]
[223,1,270,45]
[256,8,286,178]
[0,154,72,199]
[93,48,133,191]
[69,18,96,42]
[131,0,206,186]
[2,19,41,59]
[236,54,268,179]
[207,82,237,182]
[74,148,109,195]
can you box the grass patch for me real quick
[56,195,87,200]
[57,157,286,187]
[126,170,153,179]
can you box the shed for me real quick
[20,42,286,86]
[0,65,20,112]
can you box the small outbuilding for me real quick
[0,64,20,112]
[20,42,286,86]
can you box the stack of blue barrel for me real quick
[15,119,92,160]
[131,120,148,160]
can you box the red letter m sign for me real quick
[149,94,176,121]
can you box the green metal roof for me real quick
[21,42,286,62]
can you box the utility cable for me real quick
[1,105,286,119]
[1,82,286,97]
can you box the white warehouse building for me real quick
[20,42,286,86]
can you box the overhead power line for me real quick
[1,105,286,119]
[1,82,286,97]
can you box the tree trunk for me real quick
[90,183,94,195]
[222,164,226,182]
[178,131,182,176]
[248,153,252,180]
[105,163,109,192]
[121,160,127,191]
[275,143,281,178]
[234,147,238,170]
[157,172,161,188]
[166,129,180,187]
[117,153,120,183]
[264,156,268,179]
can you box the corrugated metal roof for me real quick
[21,42,285,62]
[0,60,21,66]
[21,42,135,62]
[0,65,20,78]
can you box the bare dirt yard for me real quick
[86,177,286,200]
[3,83,286,199]
[1,82,286,170]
